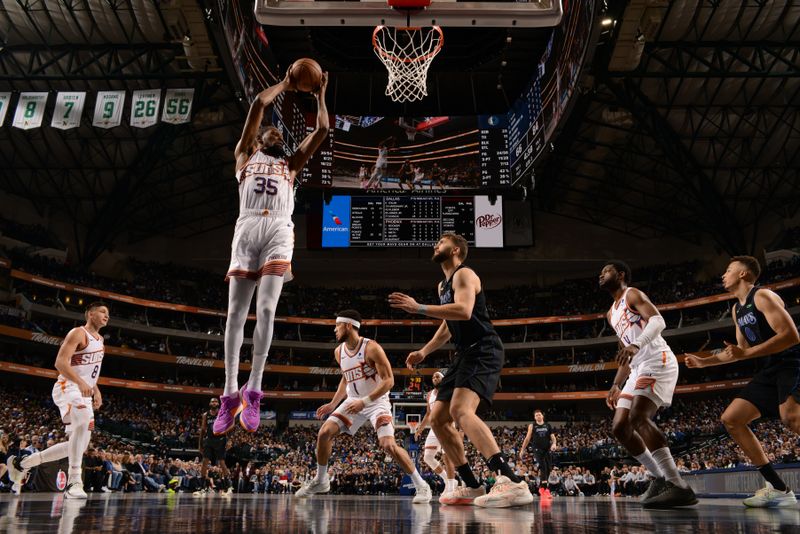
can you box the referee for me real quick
[520,409,557,489]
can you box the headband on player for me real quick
[336,317,361,329]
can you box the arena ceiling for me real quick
[536,0,800,255]
[0,1,798,266]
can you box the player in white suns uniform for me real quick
[415,371,458,496]
[600,261,697,508]
[366,137,393,189]
[8,302,109,499]
[295,310,432,503]
[214,67,330,436]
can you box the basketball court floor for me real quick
[1,494,798,533]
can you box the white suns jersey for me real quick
[58,327,104,389]
[235,151,295,214]
[428,388,438,411]
[339,338,386,400]
[609,287,671,366]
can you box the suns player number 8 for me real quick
[91,365,99,379]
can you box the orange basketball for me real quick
[289,58,323,92]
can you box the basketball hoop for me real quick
[408,420,419,437]
[373,25,444,103]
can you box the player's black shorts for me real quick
[202,438,227,464]
[736,360,800,418]
[436,335,504,405]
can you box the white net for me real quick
[372,25,444,103]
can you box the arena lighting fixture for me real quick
[601,18,614,26]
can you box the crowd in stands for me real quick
[4,240,799,323]
[2,384,800,497]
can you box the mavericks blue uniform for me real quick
[436,265,504,405]
[734,287,800,417]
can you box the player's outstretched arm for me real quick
[235,73,293,166]
[288,72,330,175]
[406,321,451,369]
[389,269,478,321]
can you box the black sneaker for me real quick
[642,481,698,508]
[640,477,666,503]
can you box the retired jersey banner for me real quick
[12,92,48,129]
[130,89,161,128]
[0,93,11,127]
[92,91,125,129]
[161,88,194,124]
[51,92,86,130]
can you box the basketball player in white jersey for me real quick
[214,67,330,435]
[600,261,697,508]
[365,136,393,189]
[358,164,370,189]
[295,310,432,503]
[8,302,109,498]
[415,371,458,495]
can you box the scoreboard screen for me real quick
[322,195,503,248]
[326,116,510,191]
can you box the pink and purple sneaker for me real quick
[213,392,241,436]
[238,385,264,433]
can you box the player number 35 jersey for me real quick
[58,327,104,388]
[236,151,295,214]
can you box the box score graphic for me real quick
[322,195,503,248]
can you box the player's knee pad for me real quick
[423,449,440,471]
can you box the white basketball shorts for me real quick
[226,212,294,282]
[329,396,395,439]
[617,350,679,410]
[52,379,95,433]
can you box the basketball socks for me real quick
[634,449,663,478]
[446,478,457,492]
[410,469,426,489]
[456,463,481,489]
[315,464,329,483]
[651,447,688,489]
[487,452,522,483]
[224,279,257,396]
[21,442,70,469]
[68,466,82,485]
[248,276,284,392]
[757,463,788,492]
[66,423,92,484]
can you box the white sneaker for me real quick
[100,486,112,493]
[222,487,233,497]
[65,483,88,499]
[7,456,29,487]
[413,483,432,504]
[193,488,208,496]
[439,484,486,505]
[474,476,534,508]
[295,478,330,498]
[743,483,797,508]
